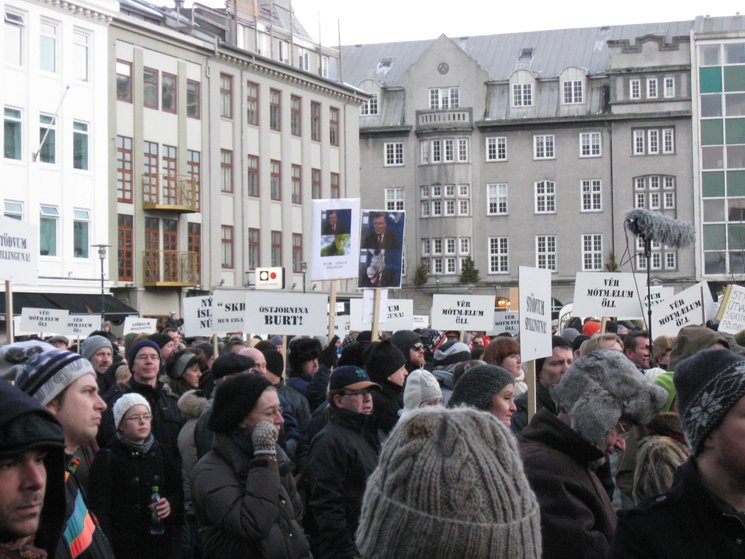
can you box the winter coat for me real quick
[512,381,558,434]
[88,436,183,559]
[370,380,403,438]
[286,363,332,411]
[612,459,745,558]
[518,409,616,559]
[307,407,380,559]
[190,433,310,559]
[176,389,209,503]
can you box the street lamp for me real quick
[301,261,307,293]
[92,244,110,325]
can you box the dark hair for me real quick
[482,337,520,367]
[451,360,486,386]
[624,331,649,354]
[222,339,247,354]
[254,340,277,353]
[536,336,572,378]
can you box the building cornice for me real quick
[35,0,114,23]
[474,110,692,130]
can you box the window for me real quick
[663,128,675,154]
[311,102,321,142]
[422,239,430,256]
[431,139,442,163]
[271,231,282,267]
[432,238,442,255]
[186,80,200,119]
[278,40,290,63]
[187,150,201,209]
[72,121,89,170]
[39,20,56,72]
[487,183,508,215]
[257,32,269,55]
[220,149,233,193]
[321,55,329,78]
[329,107,339,146]
[220,74,233,118]
[536,235,557,271]
[460,238,470,254]
[563,80,583,104]
[581,179,602,212]
[533,135,555,159]
[420,140,430,164]
[221,225,233,269]
[4,201,22,220]
[579,132,601,157]
[117,214,133,281]
[38,114,55,164]
[665,251,677,270]
[535,180,556,213]
[270,160,281,201]
[292,234,302,273]
[582,234,603,271]
[73,209,90,258]
[330,172,340,198]
[143,141,158,204]
[291,164,301,204]
[248,228,259,269]
[270,89,281,131]
[4,12,24,66]
[291,95,301,136]
[247,155,259,197]
[486,137,507,161]
[633,129,645,155]
[162,73,177,113]
[4,107,21,160]
[162,145,177,205]
[664,77,675,98]
[117,60,132,102]
[489,237,509,273]
[72,30,89,81]
[246,81,258,125]
[384,142,404,166]
[163,219,179,281]
[39,205,58,256]
[143,67,158,109]
[633,175,676,210]
[297,48,310,71]
[458,139,469,162]
[429,87,459,110]
[648,129,659,154]
[630,79,641,99]
[361,93,379,115]
[459,199,470,215]
[647,78,658,99]
[512,83,533,107]
[385,187,404,211]
[188,222,201,276]
[312,168,321,199]
[632,127,674,155]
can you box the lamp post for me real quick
[301,261,307,293]
[92,244,110,325]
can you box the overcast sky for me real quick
[195,0,744,46]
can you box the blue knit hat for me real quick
[126,339,162,370]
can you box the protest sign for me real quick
[644,286,674,312]
[572,272,645,319]
[357,210,405,289]
[123,316,158,335]
[489,312,520,336]
[716,284,745,335]
[519,267,553,362]
[430,294,494,332]
[651,282,716,337]
[19,308,67,333]
[350,297,413,331]
[334,315,351,337]
[62,315,99,337]
[0,216,38,285]
[311,198,361,281]
[182,296,218,338]
[213,290,248,332]
[244,292,328,335]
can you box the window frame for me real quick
[116,60,133,103]
[271,230,282,267]
[73,208,90,259]
[246,81,259,125]
[512,83,533,107]
[4,107,22,160]
[72,120,89,171]
[384,142,404,166]
[221,225,234,269]
[290,95,302,137]
[579,131,601,158]
[161,72,177,113]
[269,88,281,131]
[186,79,200,119]
[580,179,602,212]
[143,67,159,109]
[270,159,281,201]
[291,164,302,204]
[311,102,321,142]
[329,107,340,146]
[581,233,603,271]
[486,136,507,162]
[536,235,557,272]
[488,236,509,274]
[220,149,233,193]
[534,180,557,214]
[248,228,260,270]
[220,73,233,119]
[533,134,555,160]
[247,154,259,197]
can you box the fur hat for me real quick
[288,337,322,374]
[551,350,668,451]
[126,339,162,370]
[209,374,273,433]
[113,393,151,428]
[668,325,728,371]
[356,407,542,558]
[365,340,406,381]
[447,365,515,411]
[14,349,96,406]
[674,348,745,456]
[80,335,113,362]
[211,353,256,380]
[177,389,209,420]
[631,434,689,504]
[403,369,442,410]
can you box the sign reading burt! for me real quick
[244,291,328,335]
[256,267,285,290]
[430,294,494,332]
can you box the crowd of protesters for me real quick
[1,312,745,558]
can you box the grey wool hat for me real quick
[551,350,668,452]
[403,369,442,410]
[80,335,113,362]
[447,364,515,411]
[356,407,542,558]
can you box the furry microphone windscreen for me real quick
[625,208,695,249]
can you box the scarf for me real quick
[116,432,155,454]
[0,538,46,559]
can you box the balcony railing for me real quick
[143,250,200,286]
[142,174,199,212]
[416,108,473,131]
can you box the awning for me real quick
[0,293,139,320]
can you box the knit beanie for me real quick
[148,333,172,349]
[390,330,422,358]
[211,353,255,380]
[167,350,199,380]
[80,335,113,362]
[356,407,542,558]
[126,339,162,370]
[0,381,65,458]
[365,340,406,382]
[113,393,151,429]
[209,374,273,433]
[403,369,442,410]
[0,340,54,382]
[668,325,729,371]
[447,365,515,411]
[561,327,581,343]
[433,341,471,367]
[263,349,284,377]
[288,337,322,374]
[652,371,677,413]
[15,349,96,406]
[551,350,668,451]
[582,320,602,336]
[674,348,745,456]
[338,341,367,368]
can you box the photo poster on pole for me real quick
[244,291,328,336]
[717,284,745,335]
[572,272,646,319]
[182,295,224,338]
[213,289,248,334]
[0,216,39,285]
[19,308,68,334]
[123,316,158,335]
[651,281,716,337]
[310,198,361,281]
[430,294,495,332]
[357,210,405,289]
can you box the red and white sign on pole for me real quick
[256,267,285,289]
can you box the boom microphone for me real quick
[625,208,695,249]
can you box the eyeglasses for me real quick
[125,414,152,423]
[135,354,160,362]
[343,389,373,398]
[260,407,283,419]
[412,343,425,351]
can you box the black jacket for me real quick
[611,459,745,558]
[307,407,379,559]
[511,381,558,434]
[370,381,403,437]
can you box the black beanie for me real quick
[209,374,273,433]
[365,340,406,382]
[148,333,172,349]
[263,349,285,377]
[339,341,367,368]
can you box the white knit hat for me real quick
[403,369,442,410]
[113,393,151,428]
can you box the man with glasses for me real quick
[390,329,426,373]
[307,366,381,559]
[518,350,667,559]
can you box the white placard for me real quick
[0,216,38,285]
[572,272,645,319]
[213,289,248,333]
[182,296,220,338]
[519,267,553,362]
[19,308,68,333]
[717,284,745,335]
[489,312,520,336]
[62,315,99,337]
[123,316,158,335]
[245,292,328,335]
[350,297,413,331]
[651,281,716,337]
[412,315,429,329]
[430,294,495,332]
[334,315,352,337]
[310,198,361,281]
[362,288,388,323]
[644,287,675,312]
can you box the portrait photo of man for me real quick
[358,211,405,288]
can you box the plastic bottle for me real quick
[149,485,165,536]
